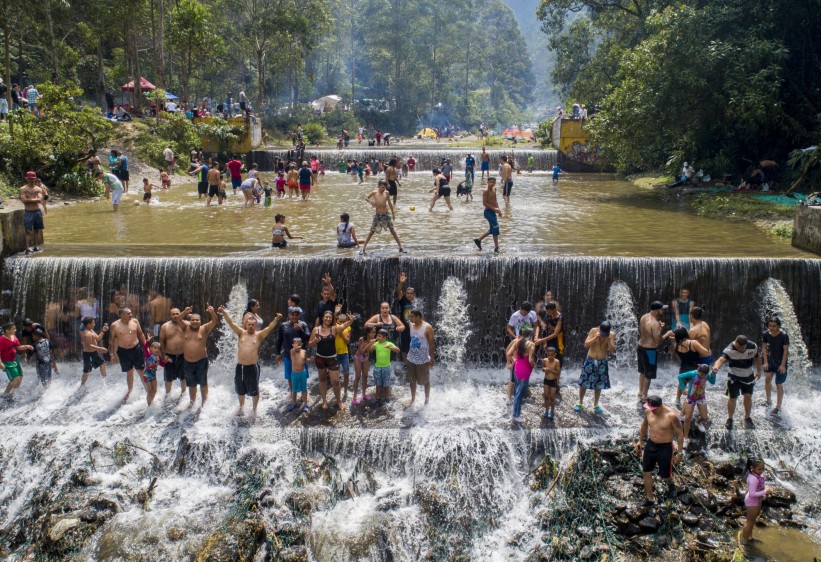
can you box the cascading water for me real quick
[248,148,557,172]
[757,278,813,380]
[605,280,639,370]
[213,280,248,372]
[434,277,472,377]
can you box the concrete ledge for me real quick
[792,205,821,255]
[0,208,28,257]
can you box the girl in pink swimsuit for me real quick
[741,456,771,545]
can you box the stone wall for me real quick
[792,205,821,256]
[0,209,27,257]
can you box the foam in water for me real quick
[757,278,813,380]
[605,280,639,371]
[213,280,248,373]
[434,277,472,377]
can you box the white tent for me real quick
[311,94,342,112]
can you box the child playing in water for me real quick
[289,338,309,413]
[271,214,302,249]
[1,322,33,397]
[677,364,716,446]
[142,339,162,406]
[275,171,286,199]
[143,178,157,204]
[367,329,399,406]
[352,326,375,406]
[263,181,273,207]
[335,313,352,402]
[542,346,561,419]
[31,328,52,387]
[740,456,771,546]
[160,171,171,190]
[81,317,108,385]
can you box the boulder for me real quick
[624,503,649,521]
[764,486,796,508]
[680,512,700,526]
[638,516,660,533]
[714,461,737,478]
[48,516,81,542]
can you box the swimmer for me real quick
[542,346,561,419]
[271,214,302,248]
[142,178,157,204]
[428,167,453,212]
[80,317,108,385]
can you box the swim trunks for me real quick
[503,179,513,197]
[438,186,451,197]
[111,188,124,205]
[164,353,185,382]
[234,363,260,396]
[291,368,308,393]
[184,357,209,387]
[578,357,610,390]
[370,213,394,233]
[231,178,241,189]
[481,161,489,171]
[637,346,658,379]
[143,192,152,201]
[208,185,219,197]
[484,208,500,236]
[117,344,145,372]
[726,375,755,399]
[23,210,44,231]
[373,366,392,387]
[406,362,429,385]
[543,378,557,388]
[272,240,287,248]
[641,439,673,478]
[3,359,23,380]
[197,182,208,195]
[82,351,105,373]
[299,183,311,191]
[388,179,398,196]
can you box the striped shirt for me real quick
[721,342,758,379]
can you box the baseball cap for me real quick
[644,396,663,410]
[650,301,668,311]
[598,321,611,336]
[25,171,37,179]
[287,307,303,315]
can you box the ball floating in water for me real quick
[409,206,416,211]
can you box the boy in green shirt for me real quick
[368,329,399,405]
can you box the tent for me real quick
[311,94,342,112]
[165,92,179,100]
[120,77,156,92]
[417,127,437,139]
[501,126,533,140]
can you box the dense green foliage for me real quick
[538,0,821,176]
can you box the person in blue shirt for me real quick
[677,364,716,446]
[552,165,562,185]
[465,154,476,180]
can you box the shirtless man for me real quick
[635,395,684,505]
[473,177,501,252]
[20,171,45,255]
[159,307,188,395]
[80,317,108,385]
[110,307,147,401]
[385,158,400,205]
[148,290,172,337]
[219,306,283,417]
[360,179,407,255]
[480,147,490,179]
[688,307,711,352]
[637,301,667,402]
[576,321,616,414]
[206,162,223,206]
[499,155,513,205]
[182,306,219,409]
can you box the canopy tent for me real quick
[120,77,156,92]
[311,94,342,112]
[417,127,438,138]
[164,92,179,100]
[501,126,533,140]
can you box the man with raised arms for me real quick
[159,307,188,396]
[219,306,283,418]
[181,305,219,409]
[109,307,147,402]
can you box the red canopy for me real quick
[121,77,156,92]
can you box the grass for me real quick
[628,173,675,189]
[691,193,796,221]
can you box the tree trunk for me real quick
[257,49,265,110]
[157,0,166,88]
[96,38,107,109]
[3,3,13,138]
[43,0,60,81]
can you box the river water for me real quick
[37,172,808,258]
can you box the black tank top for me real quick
[316,329,336,357]
[678,342,700,373]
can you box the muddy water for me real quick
[38,172,809,258]
[743,526,821,561]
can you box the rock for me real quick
[274,521,306,547]
[279,546,309,562]
[715,493,736,514]
[637,516,660,533]
[678,493,692,506]
[166,527,185,541]
[615,518,642,537]
[765,506,791,521]
[88,496,120,514]
[48,516,81,542]
[77,508,98,523]
[779,519,805,529]
[711,474,728,488]
[624,503,649,521]
[70,469,91,487]
[764,486,796,508]
[714,461,737,478]
[692,489,717,512]
[285,490,315,517]
[680,512,700,526]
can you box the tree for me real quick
[167,0,221,103]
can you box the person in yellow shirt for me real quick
[335,313,352,402]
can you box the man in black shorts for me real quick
[637,301,666,401]
[110,307,147,402]
[711,335,761,429]
[636,395,683,505]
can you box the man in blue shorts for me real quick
[473,177,501,253]
[277,307,310,394]
[480,147,490,179]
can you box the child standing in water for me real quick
[275,171,286,199]
[677,364,716,446]
[740,456,771,545]
[1,322,33,397]
[263,181,273,207]
[31,328,52,387]
[142,339,162,406]
[368,329,399,405]
[352,326,375,406]
[542,346,561,419]
[289,338,309,413]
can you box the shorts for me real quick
[37,363,52,385]
[388,180,398,196]
[219,189,227,199]
[697,354,713,365]
[299,183,311,191]
[234,363,260,396]
[552,174,559,181]
[120,170,130,182]
[373,366,392,387]
[82,351,105,373]
[637,346,658,379]
[291,369,308,393]
[370,213,394,233]
[143,192,152,201]
[686,395,706,405]
[271,240,287,248]
[484,208,500,236]
[642,440,673,478]
[287,180,297,189]
[481,161,489,171]
[231,178,242,189]
[197,182,208,195]
[766,359,788,385]
[314,355,339,371]
[164,353,185,382]
[117,344,145,372]
[23,210,44,231]
[140,370,157,384]
[727,375,755,399]
[184,357,209,387]
[208,185,219,197]
[438,186,451,197]
[337,354,350,374]
[503,179,513,197]
[543,378,557,388]
[3,359,23,380]
[406,362,430,385]
[578,357,610,390]
[112,188,124,205]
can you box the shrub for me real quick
[302,122,327,145]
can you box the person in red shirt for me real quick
[226,157,244,194]
[1,322,33,397]
[407,156,416,172]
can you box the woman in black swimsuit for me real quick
[309,305,355,409]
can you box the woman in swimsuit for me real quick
[664,327,711,408]
[242,299,264,330]
[364,302,405,344]
[271,214,302,248]
[352,326,376,406]
[309,305,355,409]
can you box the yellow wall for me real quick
[556,118,600,166]
[194,117,262,153]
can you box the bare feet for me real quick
[123,392,131,402]
[187,401,195,410]
[236,408,244,417]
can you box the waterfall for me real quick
[757,278,813,380]
[248,148,558,172]
[605,281,639,371]
[213,280,249,373]
[434,277,472,377]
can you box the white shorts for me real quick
[112,188,124,205]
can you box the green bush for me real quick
[534,121,553,148]
[302,122,327,145]
[136,113,201,169]
[56,171,103,196]
[320,111,360,137]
